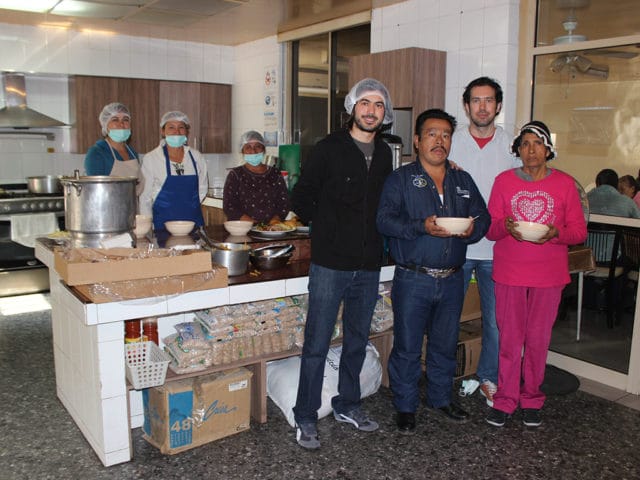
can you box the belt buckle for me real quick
[425,267,455,279]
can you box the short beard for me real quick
[471,112,497,129]
[354,115,382,133]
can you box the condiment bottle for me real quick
[124,319,142,343]
[142,318,159,345]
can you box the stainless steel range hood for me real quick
[0,73,66,128]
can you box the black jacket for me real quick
[292,129,392,271]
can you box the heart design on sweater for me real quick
[512,191,553,224]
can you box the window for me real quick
[290,24,370,165]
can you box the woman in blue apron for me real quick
[84,103,145,195]
[139,111,208,232]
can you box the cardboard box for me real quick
[460,282,481,322]
[421,319,483,378]
[54,247,212,286]
[72,267,228,303]
[568,244,596,273]
[456,319,482,378]
[143,367,253,455]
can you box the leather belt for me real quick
[398,263,461,279]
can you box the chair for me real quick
[583,227,624,329]
[621,228,640,298]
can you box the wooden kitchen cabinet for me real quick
[159,81,231,153]
[70,76,230,154]
[348,48,446,159]
[202,205,227,226]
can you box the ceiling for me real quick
[0,0,403,46]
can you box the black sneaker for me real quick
[486,407,508,427]
[522,409,542,427]
[296,422,320,449]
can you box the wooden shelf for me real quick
[156,329,393,424]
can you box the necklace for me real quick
[172,161,184,175]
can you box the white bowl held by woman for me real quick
[515,221,549,242]
[164,220,195,236]
[224,220,253,236]
[435,217,472,235]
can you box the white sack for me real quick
[266,343,382,427]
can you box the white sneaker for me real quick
[479,380,497,407]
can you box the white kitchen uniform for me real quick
[138,141,209,217]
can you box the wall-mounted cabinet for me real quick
[348,47,446,160]
[69,76,231,155]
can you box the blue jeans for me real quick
[293,263,380,424]
[462,259,498,385]
[389,266,463,412]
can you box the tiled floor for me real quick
[2,293,640,479]
[578,376,640,409]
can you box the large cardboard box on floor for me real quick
[54,247,212,285]
[456,319,482,378]
[143,368,253,455]
[421,319,482,378]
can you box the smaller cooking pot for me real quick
[27,175,63,194]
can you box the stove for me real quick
[0,192,65,215]
[0,183,65,296]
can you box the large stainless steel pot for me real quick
[61,174,137,248]
[27,175,62,194]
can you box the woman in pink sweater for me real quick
[484,121,586,428]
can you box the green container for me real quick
[278,144,301,193]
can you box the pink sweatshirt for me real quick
[487,168,587,288]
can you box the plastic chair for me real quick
[583,227,624,330]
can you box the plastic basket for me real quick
[125,341,170,390]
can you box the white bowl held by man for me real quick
[435,217,472,235]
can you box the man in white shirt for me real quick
[449,77,519,407]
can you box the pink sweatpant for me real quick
[493,283,563,414]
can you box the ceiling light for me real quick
[0,0,58,13]
[51,0,138,19]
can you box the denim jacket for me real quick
[376,159,490,269]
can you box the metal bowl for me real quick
[249,247,293,270]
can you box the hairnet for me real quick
[510,120,556,160]
[160,111,191,128]
[344,78,394,125]
[240,130,265,149]
[99,103,130,136]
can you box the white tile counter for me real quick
[35,239,394,466]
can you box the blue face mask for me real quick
[244,153,264,166]
[107,129,131,143]
[165,135,187,148]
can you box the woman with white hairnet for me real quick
[223,130,290,225]
[139,111,208,231]
[84,102,145,195]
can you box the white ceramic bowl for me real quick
[133,214,152,238]
[436,217,472,235]
[224,220,253,236]
[515,222,549,242]
[164,220,195,236]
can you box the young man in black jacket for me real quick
[291,78,394,449]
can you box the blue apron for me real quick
[152,145,205,231]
